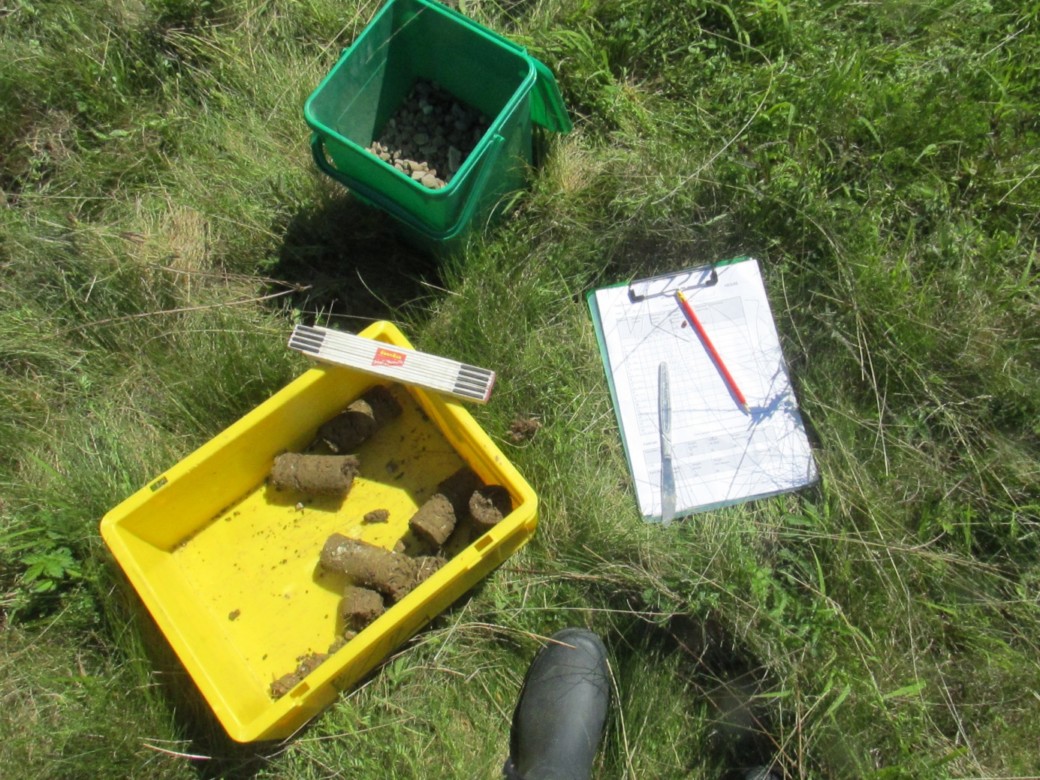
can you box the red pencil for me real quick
[675,289,750,414]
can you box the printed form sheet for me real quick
[590,258,818,519]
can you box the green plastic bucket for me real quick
[305,0,571,252]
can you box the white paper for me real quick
[591,258,818,519]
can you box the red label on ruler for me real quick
[372,347,407,367]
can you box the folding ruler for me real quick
[288,324,496,404]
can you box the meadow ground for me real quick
[2,1,1038,778]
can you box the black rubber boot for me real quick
[503,628,610,780]
[742,769,782,780]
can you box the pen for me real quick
[675,289,750,414]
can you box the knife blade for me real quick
[658,362,676,524]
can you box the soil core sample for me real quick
[340,585,385,637]
[436,466,484,517]
[317,385,402,453]
[408,493,457,548]
[270,453,360,496]
[468,485,513,531]
[321,534,418,602]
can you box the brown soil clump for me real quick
[508,416,542,443]
[363,508,390,524]
[270,652,328,699]
[408,493,457,548]
[270,453,360,495]
[316,385,402,453]
[320,533,418,602]
[339,585,385,635]
[468,485,513,531]
[413,555,447,587]
[436,466,483,515]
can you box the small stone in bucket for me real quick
[367,79,490,189]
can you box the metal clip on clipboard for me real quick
[627,263,719,303]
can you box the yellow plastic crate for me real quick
[100,321,538,742]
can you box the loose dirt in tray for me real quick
[367,79,490,189]
[363,508,390,524]
[270,652,328,699]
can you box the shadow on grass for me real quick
[667,614,785,779]
[596,226,756,294]
[606,607,786,779]
[267,192,443,327]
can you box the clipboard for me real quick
[587,256,818,521]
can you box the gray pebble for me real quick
[365,80,490,190]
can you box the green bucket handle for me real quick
[428,0,527,60]
[425,1,572,133]
[311,132,506,241]
[331,0,571,135]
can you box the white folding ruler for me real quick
[288,324,496,404]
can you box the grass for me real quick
[2,0,1039,777]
